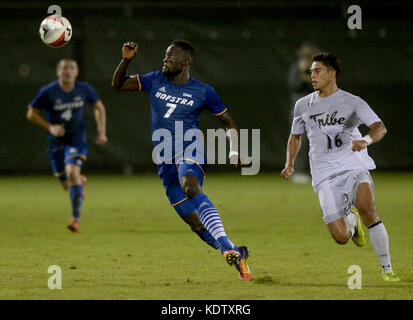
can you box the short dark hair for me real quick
[313,52,341,78]
[171,39,195,59]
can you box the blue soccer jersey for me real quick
[30,80,99,148]
[137,71,227,162]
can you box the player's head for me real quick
[310,52,341,91]
[56,58,79,84]
[162,39,195,79]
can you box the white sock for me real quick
[345,212,358,238]
[368,221,393,273]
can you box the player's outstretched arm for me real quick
[26,105,65,137]
[112,42,139,91]
[93,100,108,145]
[281,134,302,179]
[217,111,249,167]
[351,121,387,152]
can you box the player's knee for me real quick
[183,185,201,199]
[61,180,69,191]
[180,178,201,199]
[332,232,349,245]
[179,175,202,199]
[65,166,80,184]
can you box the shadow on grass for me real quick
[252,277,413,289]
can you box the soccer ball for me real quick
[39,15,72,48]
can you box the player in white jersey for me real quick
[281,52,400,281]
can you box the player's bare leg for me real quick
[66,164,82,186]
[326,206,365,247]
[60,180,69,191]
[327,218,352,245]
[182,211,207,236]
[356,182,400,281]
[355,182,379,226]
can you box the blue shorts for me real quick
[158,158,208,218]
[48,145,87,181]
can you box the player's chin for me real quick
[162,69,179,79]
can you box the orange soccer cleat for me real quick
[67,218,80,233]
[223,246,251,281]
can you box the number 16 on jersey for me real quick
[327,133,343,150]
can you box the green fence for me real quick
[1,2,412,173]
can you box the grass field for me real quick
[0,172,412,300]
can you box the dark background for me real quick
[1,0,412,175]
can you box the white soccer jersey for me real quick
[291,89,382,186]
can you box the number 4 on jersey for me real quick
[61,109,72,121]
[164,103,177,118]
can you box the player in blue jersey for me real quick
[112,40,251,281]
[27,58,107,233]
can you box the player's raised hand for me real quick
[95,132,108,145]
[281,166,294,179]
[351,140,368,152]
[122,42,138,60]
[230,153,251,168]
[49,124,65,137]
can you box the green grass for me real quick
[0,172,412,299]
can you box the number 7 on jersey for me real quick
[164,103,177,118]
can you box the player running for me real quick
[112,40,251,281]
[281,52,400,281]
[27,58,107,233]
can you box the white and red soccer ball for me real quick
[39,14,72,48]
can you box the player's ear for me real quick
[183,58,191,66]
[328,68,336,80]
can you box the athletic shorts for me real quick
[48,145,87,181]
[313,170,374,224]
[157,157,207,218]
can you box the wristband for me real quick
[361,135,373,146]
[229,150,239,159]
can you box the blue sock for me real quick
[190,193,238,254]
[200,230,220,249]
[69,185,83,221]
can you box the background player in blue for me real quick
[112,40,251,281]
[27,58,107,233]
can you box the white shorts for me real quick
[313,170,374,224]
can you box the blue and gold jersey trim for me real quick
[175,158,206,181]
[65,154,87,162]
[214,108,227,116]
[53,171,66,177]
[136,74,142,92]
[171,197,188,207]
